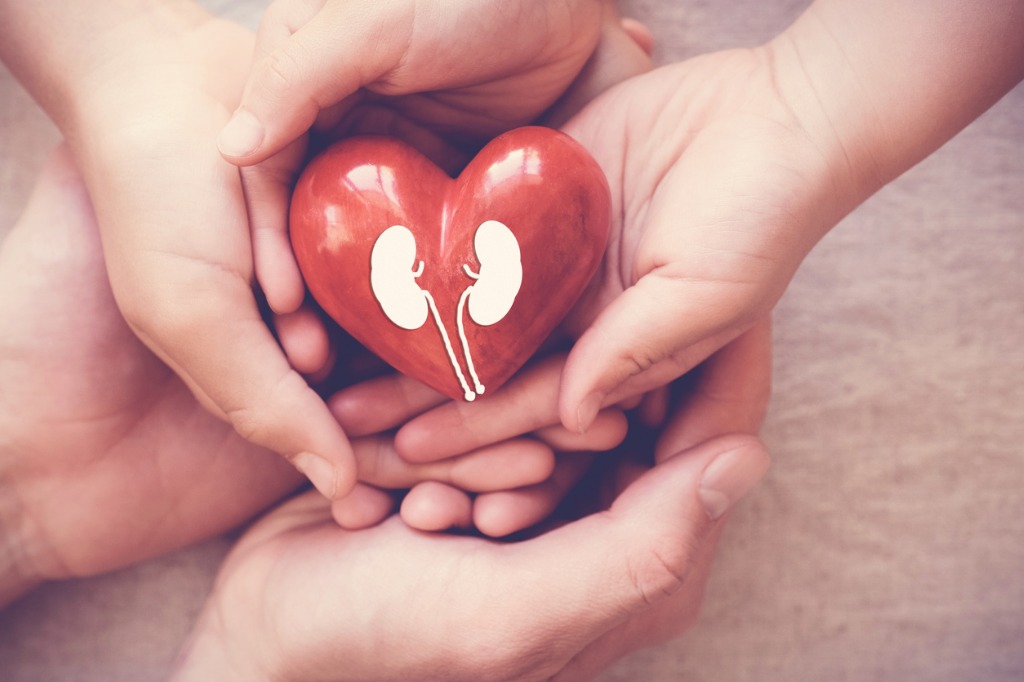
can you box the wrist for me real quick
[767,0,1024,214]
[763,19,890,219]
[0,1,210,139]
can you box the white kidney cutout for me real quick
[454,219,523,397]
[370,224,478,401]
[370,225,429,330]
[368,220,523,402]
[463,220,522,326]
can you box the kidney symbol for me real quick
[370,220,522,401]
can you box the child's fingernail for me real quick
[698,442,770,520]
[576,392,604,433]
[218,109,264,158]
[294,451,338,499]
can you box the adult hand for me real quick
[0,2,358,498]
[171,432,769,681]
[0,148,301,606]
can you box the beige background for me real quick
[2,1,1022,680]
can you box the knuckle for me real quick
[259,46,303,100]
[225,370,308,449]
[625,530,702,607]
[117,281,204,345]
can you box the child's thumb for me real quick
[217,13,381,165]
[559,267,764,433]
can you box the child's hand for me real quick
[0,147,303,606]
[1,5,363,498]
[217,0,650,332]
[219,0,609,165]
[554,50,838,431]
[556,0,1024,431]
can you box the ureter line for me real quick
[456,287,485,395]
[423,291,475,401]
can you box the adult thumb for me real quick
[518,434,769,656]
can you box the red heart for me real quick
[290,126,610,401]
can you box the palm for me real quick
[198,482,715,682]
[557,48,841,410]
[0,153,298,582]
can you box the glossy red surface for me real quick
[290,126,610,401]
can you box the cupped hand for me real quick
[0,148,536,606]
[0,148,302,606]
[556,47,865,431]
[220,0,614,165]
[67,13,357,498]
[171,430,769,681]
[221,0,652,320]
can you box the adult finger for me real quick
[328,373,446,437]
[353,436,555,493]
[656,318,773,461]
[507,434,769,660]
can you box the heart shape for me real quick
[290,126,610,401]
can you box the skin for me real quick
[0,150,582,606]
[0,0,649,503]
[552,0,1024,431]
[172,427,770,681]
[0,147,300,606]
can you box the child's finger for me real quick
[331,483,396,529]
[218,3,410,164]
[400,482,474,532]
[472,453,593,538]
[274,305,330,376]
[353,436,555,493]
[328,373,446,437]
[394,355,566,463]
[558,268,759,434]
[240,137,308,314]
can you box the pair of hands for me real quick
[46,0,827,498]
[0,147,769,678]
[0,0,788,674]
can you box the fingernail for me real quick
[576,392,604,433]
[698,443,769,520]
[294,451,337,499]
[218,109,264,157]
